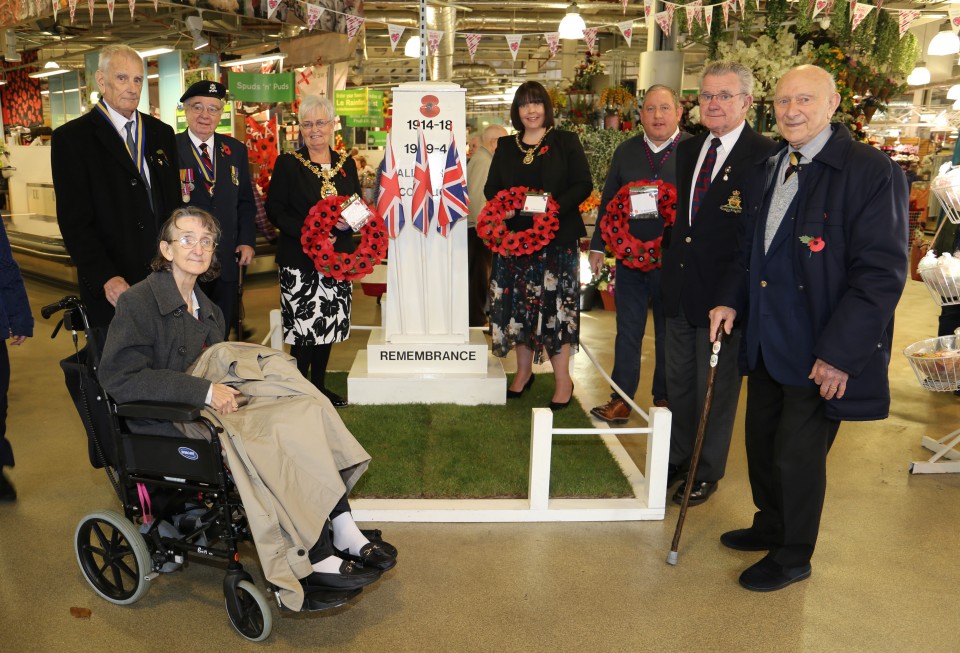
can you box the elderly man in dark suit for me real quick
[176,81,256,339]
[52,44,180,329]
[660,62,775,506]
[589,85,690,424]
[710,64,908,591]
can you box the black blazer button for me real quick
[130,178,138,186]
[177,346,186,355]
[173,308,183,317]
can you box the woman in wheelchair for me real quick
[98,207,396,611]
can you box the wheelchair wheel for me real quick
[225,579,273,642]
[74,509,152,605]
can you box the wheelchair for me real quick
[44,296,359,642]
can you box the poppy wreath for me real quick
[476,186,561,256]
[301,196,388,282]
[600,179,678,271]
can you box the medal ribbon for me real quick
[643,131,681,179]
[95,100,144,178]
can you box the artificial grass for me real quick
[325,373,633,499]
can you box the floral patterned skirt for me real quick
[488,243,580,364]
[279,266,352,346]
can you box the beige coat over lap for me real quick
[185,342,371,612]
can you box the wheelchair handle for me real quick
[41,295,82,319]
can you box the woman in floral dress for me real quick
[484,82,593,409]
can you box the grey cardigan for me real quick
[99,270,226,417]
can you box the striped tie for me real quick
[691,137,721,219]
[199,143,214,194]
[783,151,801,183]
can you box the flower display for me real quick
[476,186,560,256]
[301,196,388,281]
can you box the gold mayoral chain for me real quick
[294,150,349,198]
[516,126,553,165]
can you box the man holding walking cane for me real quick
[710,64,908,592]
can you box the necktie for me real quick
[783,151,801,183]
[199,143,214,194]
[691,137,721,219]
[124,121,137,164]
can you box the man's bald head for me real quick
[482,124,508,153]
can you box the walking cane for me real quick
[667,322,726,566]
[236,251,245,341]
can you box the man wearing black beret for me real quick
[176,80,257,339]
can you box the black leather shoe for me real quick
[338,541,397,572]
[0,471,15,503]
[739,555,811,592]
[507,374,535,399]
[665,464,684,489]
[301,559,380,591]
[549,383,575,411]
[720,528,774,552]
[361,529,398,557]
[320,388,349,408]
[672,479,718,506]
[301,587,362,612]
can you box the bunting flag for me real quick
[153,0,158,9]
[721,1,728,28]
[52,0,58,22]
[544,32,560,58]
[129,0,136,18]
[69,0,77,23]
[387,23,405,51]
[505,34,523,62]
[411,129,433,235]
[88,0,94,23]
[306,5,325,31]
[427,29,444,54]
[465,33,482,61]
[436,132,469,237]
[667,3,677,22]
[655,10,674,35]
[106,0,115,23]
[740,0,746,19]
[692,0,704,26]
[622,0,628,14]
[346,15,364,40]
[812,0,828,19]
[617,21,633,47]
[643,0,653,19]
[584,27,598,53]
[849,0,857,22]
[378,134,405,239]
[950,8,960,32]
[705,5,713,33]
[684,3,696,28]
[851,2,874,31]
[266,0,281,20]
[898,10,920,38]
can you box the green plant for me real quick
[765,0,789,38]
[892,32,920,77]
[873,10,898,70]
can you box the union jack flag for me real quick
[377,133,404,238]
[435,131,469,237]
[411,128,433,234]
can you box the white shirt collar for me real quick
[644,128,680,153]
[102,101,138,137]
[710,121,746,153]
[187,129,214,152]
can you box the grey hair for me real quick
[643,84,681,108]
[701,61,755,97]
[98,44,143,72]
[481,124,507,148]
[299,94,336,123]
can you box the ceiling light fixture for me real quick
[404,35,421,58]
[138,47,174,58]
[907,62,931,86]
[43,60,59,69]
[929,21,960,56]
[225,53,286,68]
[948,84,960,100]
[29,63,69,79]
[186,15,208,51]
[558,2,586,40]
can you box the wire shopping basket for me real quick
[903,335,960,392]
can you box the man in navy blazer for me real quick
[660,62,775,507]
[52,44,181,328]
[710,65,908,591]
[176,81,256,338]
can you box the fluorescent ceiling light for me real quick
[29,67,69,79]
[929,23,960,56]
[226,53,286,68]
[40,89,49,95]
[193,33,209,50]
[404,35,421,58]
[147,73,159,79]
[559,2,586,40]
[0,79,6,85]
[138,47,173,58]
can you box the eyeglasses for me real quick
[174,234,217,251]
[301,118,335,130]
[698,92,747,104]
[186,102,224,115]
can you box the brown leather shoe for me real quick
[590,398,630,424]
[654,399,669,408]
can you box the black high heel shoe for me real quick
[549,384,575,411]
[506,373,536,399]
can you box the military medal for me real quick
[231,165,239,186]
[722,165,731,181]
[293,150,348,198]
[179,169,194,203]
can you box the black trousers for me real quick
[745,353,840,567]
[0,341,12,468]
[467,227,492,327]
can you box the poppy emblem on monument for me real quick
[420,95,441,118]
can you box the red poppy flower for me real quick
[539,145,549,155]
[808,237,825,252]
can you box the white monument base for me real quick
[348,349,507,405]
